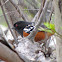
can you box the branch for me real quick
[0,10,17,17]
[18,0,37,15]
[0,0,18,44]
[27,0,50,40]
[25,0,38,9]
[0,9,51,18]
[0,0,9,6]
[32,0,45,22]
[0,26,24,62]
[0,42,24,62]
[48,5,54,23]
[0,26,14,50]
[9,0,28,21]
[37,0,45,19]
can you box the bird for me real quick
[13,21,54,42]
[13,21,34,37]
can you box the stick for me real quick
[9,0,28,21]
[1,0,18,44]
[27,0,50,40]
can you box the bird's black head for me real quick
[13,21,34,37]
[14,21,33,30]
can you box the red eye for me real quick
[16,24,18,27]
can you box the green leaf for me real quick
[38,27,53,33]
[45,30,53,33]
[44,22,50,29]
[44,22,56,32]
[60,27,62,30]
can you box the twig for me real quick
[1,0,18,44]
[37,0,45,19]
[0,10,17,17]
[20,9,39,11]
[0,9,51,18]
[48,2,54,23]
[25,0,37,9]
[27,0,50,40]
[18,0,37,15]
[0,0,9,6]
[9,0,28,21]
[32,0,45,22]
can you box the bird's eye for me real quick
[16,24,18,27]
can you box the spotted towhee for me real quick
[13,21,54,42]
